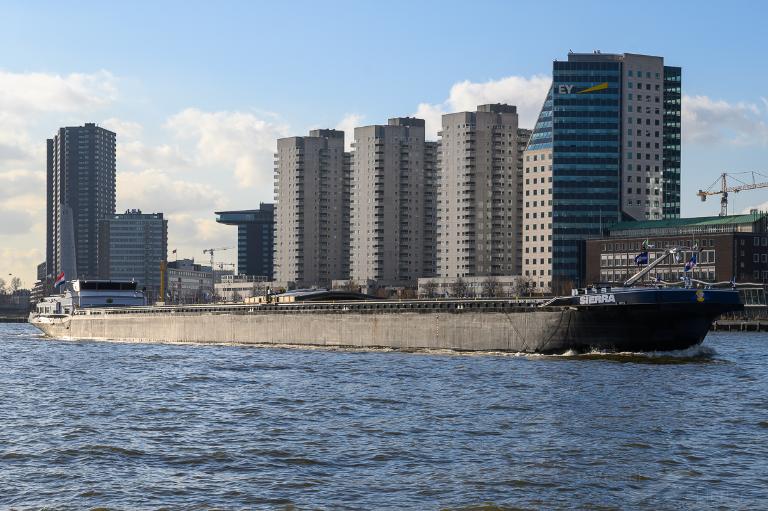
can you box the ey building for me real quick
[349,118,436,289]
[436,104,529,279]
[215,204,274,279]
[47,123,116,282]
[274,129,349,288]
[522,51,682,293]
[97,210,168,302]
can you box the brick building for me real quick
[585,212,768,286]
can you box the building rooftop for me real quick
[611,213,766,232]
[607,212,768,237]
[215,203,274,224]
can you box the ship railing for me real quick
[71,298,547,316]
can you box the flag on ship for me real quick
[684,254,697,273]
[54,271,66,288]
[635,251,648,266]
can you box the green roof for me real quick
[610,212,766,232]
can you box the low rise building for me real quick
[214,274,272,302]
[166,258,213,304]
[30,261,51,304]
[417,276,527,298]
[585,212,768,285]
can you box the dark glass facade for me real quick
[527,86,553,151]
[551,60,622,287]
[215,204,274,279]
[663,66,682,218]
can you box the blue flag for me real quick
[684,253,697,273]
[635,251,648,266]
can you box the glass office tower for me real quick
[215,204,275,279]
[522,52,681,293]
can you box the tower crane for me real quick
[697,172,768,216]
[202,247,232,281]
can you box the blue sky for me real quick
[1,0,767,285]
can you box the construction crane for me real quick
[697,172,768,216]
[202,247,232,282]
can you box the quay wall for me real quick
[60,309,571,352]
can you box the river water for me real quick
[1,323,767,510]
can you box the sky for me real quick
[1,0,768,287]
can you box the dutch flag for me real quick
[54,271,66,288]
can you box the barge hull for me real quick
[31,300,737,354]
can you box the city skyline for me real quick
[2,0,768,286]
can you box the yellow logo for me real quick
[576,82,609,94]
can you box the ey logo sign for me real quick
[556,82,609,94]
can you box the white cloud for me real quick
[683,94,768,146]
[165,212,235,267]
[0,208,37,235]
[742,202,768,214]
[117,139,191,173]
[165,108,289,191]
[0,247,43,288]
[102,117,143,140]
[0,169,44,199]
[0,69,117,117]
[414,74,552,139]
[0,171,45,242]
[335,113,364,150]
[117,168,226,214]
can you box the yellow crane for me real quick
[697,172,768,216]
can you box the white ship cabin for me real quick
[36,280,146,314]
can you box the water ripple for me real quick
[0,323,767,509]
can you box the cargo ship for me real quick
[29,247,743,354]
[29,285,741,353]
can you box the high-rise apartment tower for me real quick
[274,130,348,287]
[46,123,116,281]
[349,118,436,287]
[436,104,528,278]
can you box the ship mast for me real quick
[623,247,688,287]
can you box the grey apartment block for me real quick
[436,104,523,278]
[274,129,348,288]
[349,118,435,287]
[98,209,168,302]
[47,123,116,282]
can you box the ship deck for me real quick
[72,298,551,317]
